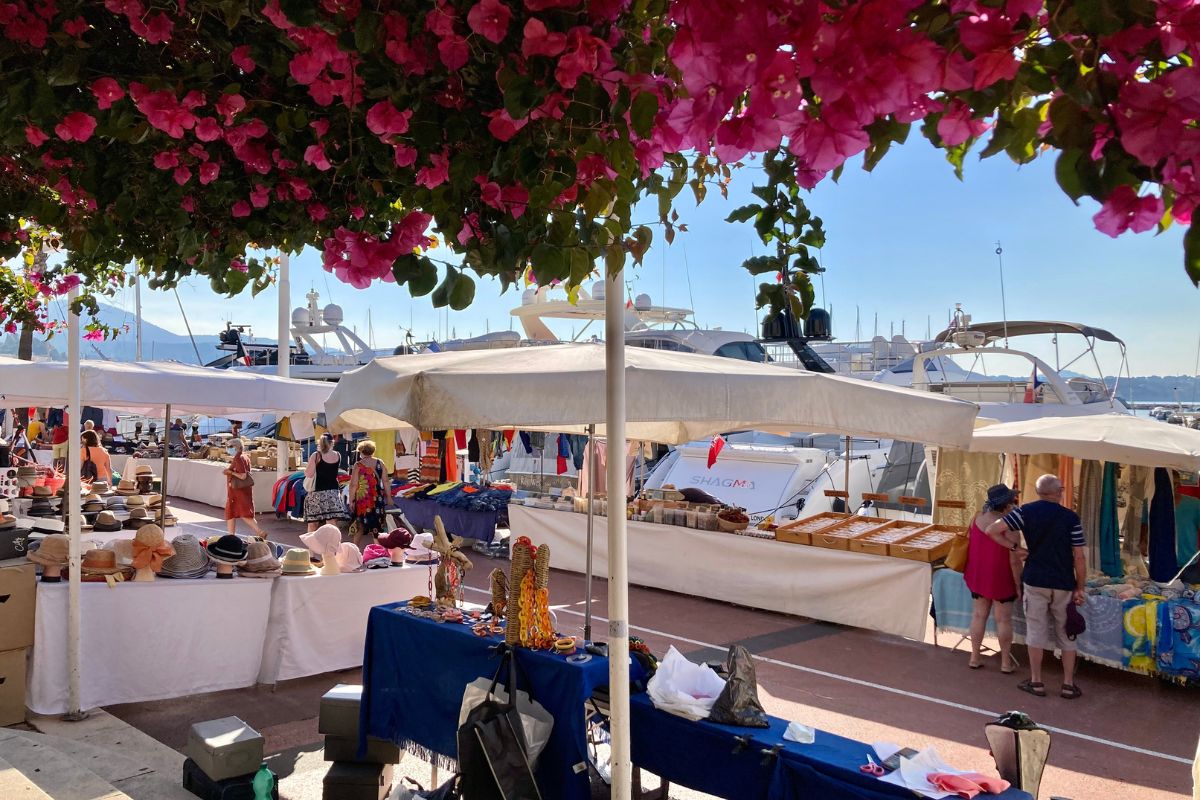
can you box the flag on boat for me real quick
[707,435,726,469]
[1023,368,1041,403]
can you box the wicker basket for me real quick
[717,516,748,532]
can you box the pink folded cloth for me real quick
[927,772,1011,799]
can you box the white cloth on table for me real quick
[126,457,276,510]
[510,505,933,641]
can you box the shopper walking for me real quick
[304,433,347,532]
[80,430,113,483]
[224,438,266,539]
[987,474,1087,700]
[348,440,390,545]
[964,484,1021,673]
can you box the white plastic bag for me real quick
[646,646,727,721]
[458,677,554,765]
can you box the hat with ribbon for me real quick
[206,534,248,565]
[27,533,69,567]
[131,525,174,573]
[105,494,128,510]
[145,494,162,509]
[81,548,132,579]
[237,540,282,579]
[280,547,316,575]
[92,510,123,533]
[89,480,111,495]
[124,507,151,529]
[115,478,139,495]
[81,494,105,513]
[361,543,391,569]
[160,534,210,579]
[135,465,157,478]
[124,494,145,508]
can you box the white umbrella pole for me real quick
[65,284,85,720]
[605,265,631,800]
[160,404,170,528]
[584,423,595,642]
[844,435,852,512]
[276,251,290,477]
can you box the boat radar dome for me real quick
[804,308,832,340]
[322,304,344,326]
[591,280,605,301]
[634,293,652,311]
[291,307,311,327]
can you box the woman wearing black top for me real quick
[303,433,347,531]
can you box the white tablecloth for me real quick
[510,506,933,641]
[258,566,430,683]
[126,457,280,510]
[27,577,274,714]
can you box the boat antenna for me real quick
[681,241,696,326]
[855,306,860,341]
[995,241,1009,346]
[173,288,204,365]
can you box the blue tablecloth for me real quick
[630,694,1031,800]
[393,496,502,542]
[360,602,628,800]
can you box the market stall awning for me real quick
[324,343,980,447]
[969,412,1200,471]
[0,357,333,415]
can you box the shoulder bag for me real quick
[943,514,972,573]
[230,458,255,489]
[457,648,542,800]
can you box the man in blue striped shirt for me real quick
[986,474,1087,700]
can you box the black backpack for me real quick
[80,447,98,482]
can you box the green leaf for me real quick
[630,91,658,138]
[431,267,457,308]
[224,268,250,295]
[448,273,475,310]
[354,10,380,53]
[725,204,762,224]
[530,242,566,284]
[604,244,625,275]
[741,255,781,276]
[1183,221,1200,286]
[278,0,319,27]
[1055,149,1086,204]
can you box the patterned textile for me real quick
[1099,462,1122,578]
[303,488,346,522]
[934,449,1002,528]
[1123,598,1161,674]
[1156,599,1200,679]
[1078,459,1102,573]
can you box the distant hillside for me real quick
[1105,375,1200,403]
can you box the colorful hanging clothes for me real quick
[556,434,570,475]
[1099,462,1123,578]
[1149,468,1179,582]
[1156,599,1200,680]
[419,437,442,483]
[1174,494,1200,571]
[1078,460,1103,573]
[1123,598,1160,674]
[443,431,458,482]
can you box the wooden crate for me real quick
[774,512,849,545]
[849,520,929,556]
[810,516,892,551]
[889,525,962,562]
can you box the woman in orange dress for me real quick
[224,438,266,538]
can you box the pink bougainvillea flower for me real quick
[1093,185,1164,237]
[215,93,246,123]
[307,203,329,222]
[180,196,195,212]
[250,184,271,208]
[133,89,197,138]
[476,177,503,210]
[24,125,49,147]
[486,109,527,142]
[289,52,326,85]
[304,144,332,171]
[467,0,511,44]
[153,150,180,169]
[54,111,97,142]
[415,151,450,188]
[555,28,605,89]
[230,45,256,73]
[790,107,870,172]
[63,16,89,37]
[231,200,252,218]
[130,11,174,44]
[936,101,989,146]
[199,161,220,184]
[437,35,470,70]
[194,117,222,141]
[261,0,294,29]
[310,119,330,138]
[188,143,210,161]
[366,101,412,137]
[181,90,206,110]
[173,165,192,185]
[230,259,249,273]
[393,144,418,168]
[522,18,566,58]
[501,185,529,218]
[91,77,124,109]
[83,329,105,343]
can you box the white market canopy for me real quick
[0,357,333,415]
[324,343,980,447]
[970,412,1200,472]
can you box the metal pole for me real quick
[584,423,595,642]
[277,252,291,477]
[65,283,85,720]
[160,403,170,528]
[605,262,631,800]
[134,272,143,361]
[844,435,852,512]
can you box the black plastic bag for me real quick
[707,645,769,728]
[457,649,543,800]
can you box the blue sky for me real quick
[121,137,1197,375]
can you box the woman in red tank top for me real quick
[963,484,1021,672]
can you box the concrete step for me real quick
[0,728,128,800]
[0,752,55,799]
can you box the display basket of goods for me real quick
[716,507,750,532]
[774,512,850,545]
[810,516,893,550]
[849,520,930,556]
[888,525,962,562]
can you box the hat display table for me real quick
[125,458,277,511]
[510,505,934,641]
[26,578,273,714]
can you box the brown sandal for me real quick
[1017,680,1046,697]
[1060,684,1083,700]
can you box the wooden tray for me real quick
[774,512,850,545]
[889,525,962,562]
[810,516,893,550]
[849,520,930,556]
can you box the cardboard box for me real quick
[322,762,392,800]
[185,717,265,782]
[0,562,36,652]
[322,735,402,765]
[318,684,362,738]
[0,646,28,726]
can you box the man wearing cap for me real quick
[986,474,1087,700]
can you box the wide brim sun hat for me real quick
[206,534,249,565]
[238,540,282,579]
[27,533,69,567]
[160,534,211,578]
[92,510,123,532]
[280,547,316,575]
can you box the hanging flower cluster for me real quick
[1,0,1199,331]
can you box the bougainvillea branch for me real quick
[0,1,1197,329]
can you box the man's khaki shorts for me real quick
[1022,585,1076,652]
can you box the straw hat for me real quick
[90,480,111,495]
[81,548,127,576]
[92,510,122,533]
[238,540,282,579]
[131,525,173,573]
[135,465,156,478]
[81,495,105,513]
[124,507,151,529]
[105,495,128,510]
[145,494,162,508]
[124,494,145,507]
[280,547,316,575]
[206,534,248,565]
[31,485,52,498]
[116,478,139,495]
[32,518,65,536]
[27,534,69,567]
[161,534,210,579]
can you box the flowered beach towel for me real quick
[1156,600,1200,680]
[1122,598,1160,674]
